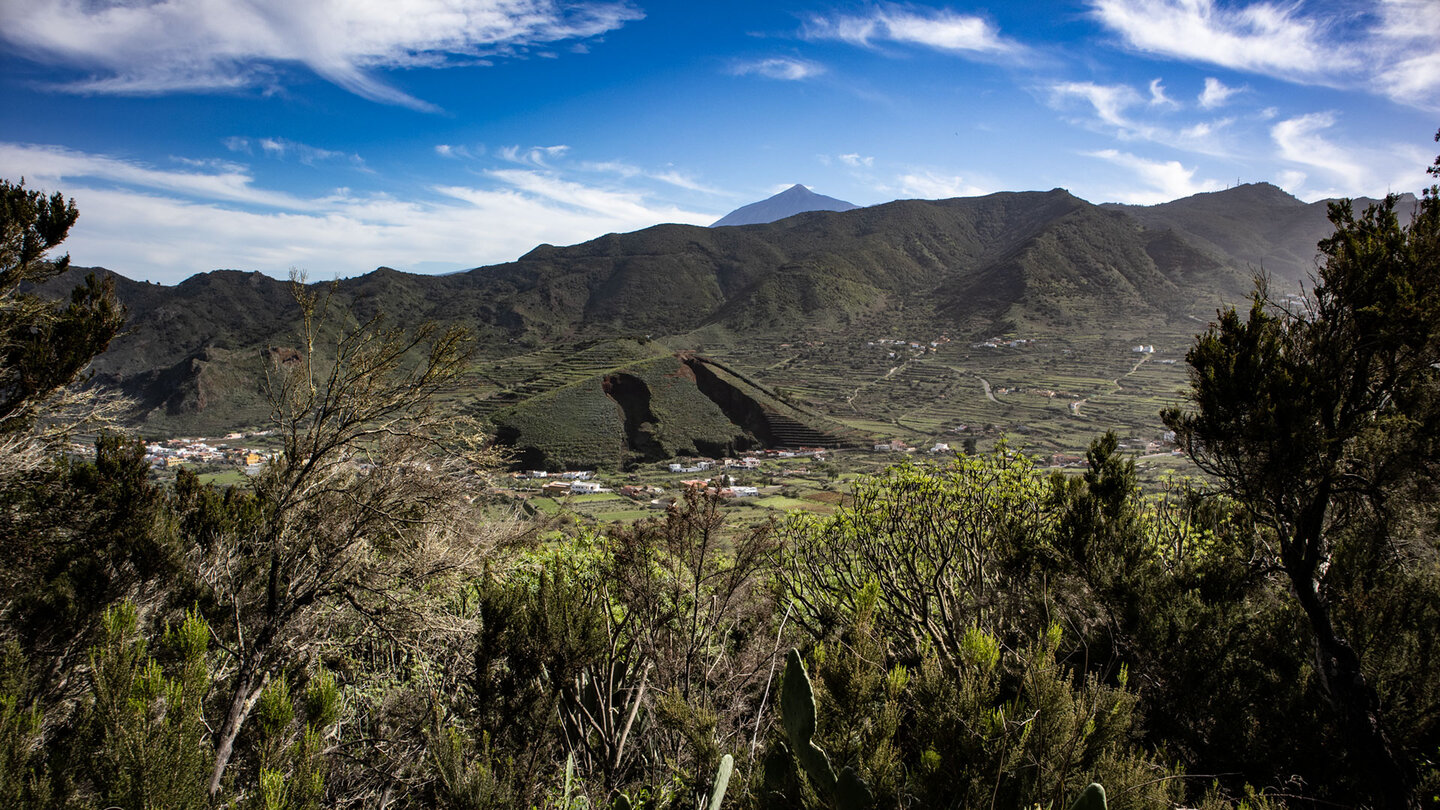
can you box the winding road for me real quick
[978,376,998,403]
[1071,353,1151,416]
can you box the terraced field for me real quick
[442,317,1206,467]
[707,323,1201,456]
[462,339,667,419]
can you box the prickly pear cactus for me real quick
[779,649,874,810]
[1069,783,1107,810]
[707,753,733,810]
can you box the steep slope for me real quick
[489,353,859,469]
[711,184,860,227]
[1105,184,1415,287]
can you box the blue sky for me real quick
[1,0,1436,284]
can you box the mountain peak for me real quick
[712,184,860,227]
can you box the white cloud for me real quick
[1276,169,1308,194]
[222,136,366,167]
[1267,112,1430,199]
[1148,78,1177,107]
[1179,118,1232,140]
[1198,77,1241,108]
[1088,0,1440,108]
[730,57,825,81]
[561,157,726,195]
[1271,113,1368,194]
[1049,80,1237,156]
[839,153,875,168]
[890,171,988,200]
[805,5,1019,57]
[1086,149,1224,203]
[1089,0,1347,78]
[647,170,722,195]
[435,144,485,160]
[1370,0,1440,105]
[0,142,308,208]
[0,0,643,110]
[1050,82,1144,130]
[0,141,719,284]
[498,144,571,167]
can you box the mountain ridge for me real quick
[40,182,1364,464]
[1102,183,1414,285]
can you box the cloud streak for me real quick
[805,5,1020,57]
[1198,77,1241,109]
[883,170,989,200]
[227,136,367,168]
[1047,80,1236,156]
[1268,112,1429,199]
[0,0,643,110]
[730,57,825,81]
[1088,0,1439,108]
[0,142,308,208]
[1086,149,1224,203]
[0,141,718,283]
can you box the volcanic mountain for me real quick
[711,184,860,227]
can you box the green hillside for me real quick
[43,184,1348,465]
[487,351,859,470]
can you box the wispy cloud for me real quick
[1086,149,1224,203]
[647,170,724,195]
[1048,80,1236,156]
[839,153,875,168]
[730,57,825,81]
[1271,113,1369,195]
[0,0,643,111]
[476,169,713,224]
[1088,0,1440,108]
[1198,77,1241,109]
[1268,112,1429,199]
[434,144,485,160]
[1089,0,1346,77]
[0,141,719,283]
[886,170,989,200]
[1051,82,1143,130]
[0,142,308,208]
[226,136,366,168]
[1370,0,1440,105]
[498,144,571,167]
[1148,78,1177,107]
[805,5,1020,57]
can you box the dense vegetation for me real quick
[1,138,1438,809]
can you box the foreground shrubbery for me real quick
[1,438,1436,809]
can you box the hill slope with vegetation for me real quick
[46,183,1349,464]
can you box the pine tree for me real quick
[0,178,124,438]
[1163,132,1440,809]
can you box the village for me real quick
[138,432,276,474]
[68,431,278,477]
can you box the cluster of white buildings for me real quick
[972,337,1035,349]
[516,469,594,480]
[143,436,269,471]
